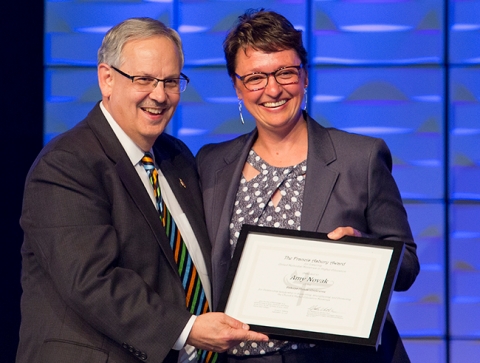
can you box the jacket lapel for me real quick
[86,104,179,273]
[209,131,257,306]
[213,132,256,245]
[301,113,339,232]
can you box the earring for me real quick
[238,99,245,124]
[303,88,308,111]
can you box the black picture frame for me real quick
[217,224,405,349]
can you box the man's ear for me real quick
[98,63,114,99]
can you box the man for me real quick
[17,17,267,363]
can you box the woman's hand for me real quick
[327,226,362,240]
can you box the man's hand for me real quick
[327,226,362,240]
[186,312,269,352]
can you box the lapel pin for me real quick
[179,178,186,188]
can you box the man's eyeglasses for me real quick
[111,66,189,94]
[235,65,303,91]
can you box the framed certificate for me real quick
[217,224,405,349]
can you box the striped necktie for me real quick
[141,153,217,363]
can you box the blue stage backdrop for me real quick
[44,1,480,362]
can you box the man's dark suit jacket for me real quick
[196,112,420,363]
[17,103,212,363]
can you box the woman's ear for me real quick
[232,76,243,100]
[303,68,309,89]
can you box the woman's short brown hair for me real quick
[223,9,308,78]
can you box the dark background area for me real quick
[1,3,44,362]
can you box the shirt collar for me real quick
[100,101,148,166]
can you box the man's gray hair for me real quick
[97,17,184,68]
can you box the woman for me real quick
[197,9,419,363]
